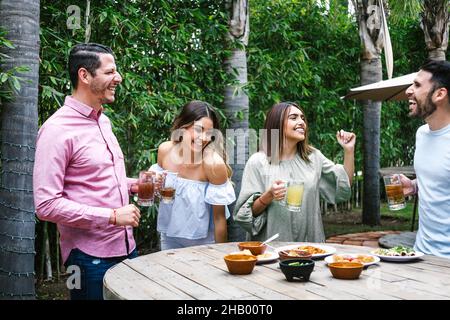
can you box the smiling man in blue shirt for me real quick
[400,60,450,259]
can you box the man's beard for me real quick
[91,83,114,104]
[412,86,437,119]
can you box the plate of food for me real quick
[324,253,380,266]
[276,243,336,259]
[371,246,424,262]
[229,249,279,264]
[255,251,279,264]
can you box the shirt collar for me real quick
[64,96,103,120]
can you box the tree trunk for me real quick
[421,0,449,61]
[0,0,40,299]
[224,0,249,242]
[353,0,384,225]
[84,0,91,43]
[43,222,52,281]
[361,59,382,225]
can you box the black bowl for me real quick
[279,259,315,282]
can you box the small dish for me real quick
[223,254,257,275]
[325,254,380,267]
[279,259,315,282]
[278,249,312,261]
[238,241,267,256]
[328,262,364,280]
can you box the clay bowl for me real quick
[237,241,267,256]
[279,259,315,282]
[224,254,257,275]
[278,249,312,261]
[328,262,364,280]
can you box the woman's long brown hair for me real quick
[260,101,313,164]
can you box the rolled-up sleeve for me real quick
[33,124,111,229]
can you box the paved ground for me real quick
[326,230,403,248]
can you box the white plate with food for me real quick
[255,251,279,264]
[276,243,336,259]
[324,253,380,266]
[371,246,424,262]
[229,249,279,264]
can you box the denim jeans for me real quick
[65,248,138,300]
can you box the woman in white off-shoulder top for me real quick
[150,101,235,250]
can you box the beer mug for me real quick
[383,174,406,211]
[280,180,304,212]
[137,171,155,206]
[160,171,178,204]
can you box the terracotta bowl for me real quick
[279,259,315,282]
[278,249,312,261]
[237,241,267,256]
[328,262,364,280]
[224,254,257,275]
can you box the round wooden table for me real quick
[103,242,450,300]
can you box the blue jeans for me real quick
[65,248,138,300]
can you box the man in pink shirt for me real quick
[33,43,141,300]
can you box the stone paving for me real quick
[325,230,402,248]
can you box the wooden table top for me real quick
[103,242,450,300]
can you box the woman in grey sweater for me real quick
[233,101,355,243]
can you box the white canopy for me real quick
[343,72,418,101]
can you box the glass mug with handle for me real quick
[383,174,406,211]
[280,180,304,212]
[160,171,178,204]
[137,170,155,206]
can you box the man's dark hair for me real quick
[68,43,113,89]
[420,60,450,94]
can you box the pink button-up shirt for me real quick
[33,96,137,263]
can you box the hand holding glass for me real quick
[383,174,406,211]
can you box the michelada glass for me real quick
[137,171,155,206]
[160,171,178,204]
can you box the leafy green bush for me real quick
[40,1,230,173]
